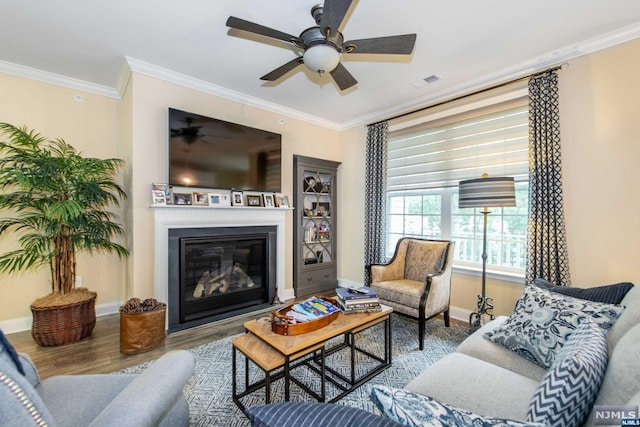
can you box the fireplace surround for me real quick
[153,206,288,332]
[168,226,276,331]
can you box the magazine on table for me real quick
[290,296,339,322]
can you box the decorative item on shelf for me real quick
[458,174,516,332]
[193,192,209,206]
[274,193,290,208]
[0,123,129,346]
[263,193,275,207]
[312,202,330,217]
[119,297,167,354]
[153,183,173,204]
[231,190,244,206]
[303,176,317,192]
[320,181,331,193]
[245,194,263,207]
[173,192,193,205]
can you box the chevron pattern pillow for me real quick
[484,285,623,368]
[527,320,608,427]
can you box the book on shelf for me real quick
[335,286,378,301]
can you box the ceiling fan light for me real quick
[303,44,340,75]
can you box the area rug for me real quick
[117,314,468,426]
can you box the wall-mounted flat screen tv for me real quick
[168,108,282,191]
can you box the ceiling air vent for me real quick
[423,75,439,84]
[411,75,440,88]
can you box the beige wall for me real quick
[0,74,126,320]
[2,37,639,324]
[560,38,640,286]
[125,73,342,299]
[338,37,640,317]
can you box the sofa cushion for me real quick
[483,285,623,369]
[607,283,640,353]
[370,385,544,427]
[405,352,539,421]
[456,316,547,382]
[592,323,640,411]
[527,321,608,427]
[245,402,403,427]
[533,278,634,304]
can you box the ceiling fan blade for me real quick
[344,34,417,55]
[330,63,358,91]
[260,57,304,81]
[226,16,302,45]
[320,0,354,36]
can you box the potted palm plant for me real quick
[0,123,129,346]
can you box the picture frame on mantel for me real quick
[193,192,209,206]
[153,183,173,205]
[274,193,289,208]
[231,190,244,206]
[173,193,192,205]
[263,193,275,208]
[245,194,263,207]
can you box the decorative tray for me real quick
[271,296,340,336]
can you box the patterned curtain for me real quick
[364,122,388,285]
[525,71,571,286]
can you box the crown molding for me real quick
[122,57,343,131]
[2,20,638,131]
[0,59,120,99]
[342,22,640,130]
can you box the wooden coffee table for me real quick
[232,304,392,410]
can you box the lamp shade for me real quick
[458,176,516,208]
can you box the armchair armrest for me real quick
[89,350,195,427]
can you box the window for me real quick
[385,88,529,273]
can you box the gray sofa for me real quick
[245,283,640,427]
[404,282,640,425]
[0,344,195,427]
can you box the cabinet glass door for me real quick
[301,170,333,265]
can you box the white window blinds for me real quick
[387,96,529,193]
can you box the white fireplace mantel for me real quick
[153,206,291,308]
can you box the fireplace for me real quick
[167,226,276,331]
[153,206,288,332]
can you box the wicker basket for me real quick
[31,292,97,347]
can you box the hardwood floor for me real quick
[7,308,274,379]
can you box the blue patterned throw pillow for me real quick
[527,320,608,427]
[370,385,544,427]
[483,285,623,368]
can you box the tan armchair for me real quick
[367,238,454,350]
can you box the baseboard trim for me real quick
[0,301,122,334]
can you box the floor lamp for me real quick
[458,174,516,331]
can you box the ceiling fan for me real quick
[226,0,417,91]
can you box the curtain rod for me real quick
[368,64,565,127]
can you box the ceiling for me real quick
[2,0,640,129]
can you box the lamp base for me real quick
[469,294,495,332]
